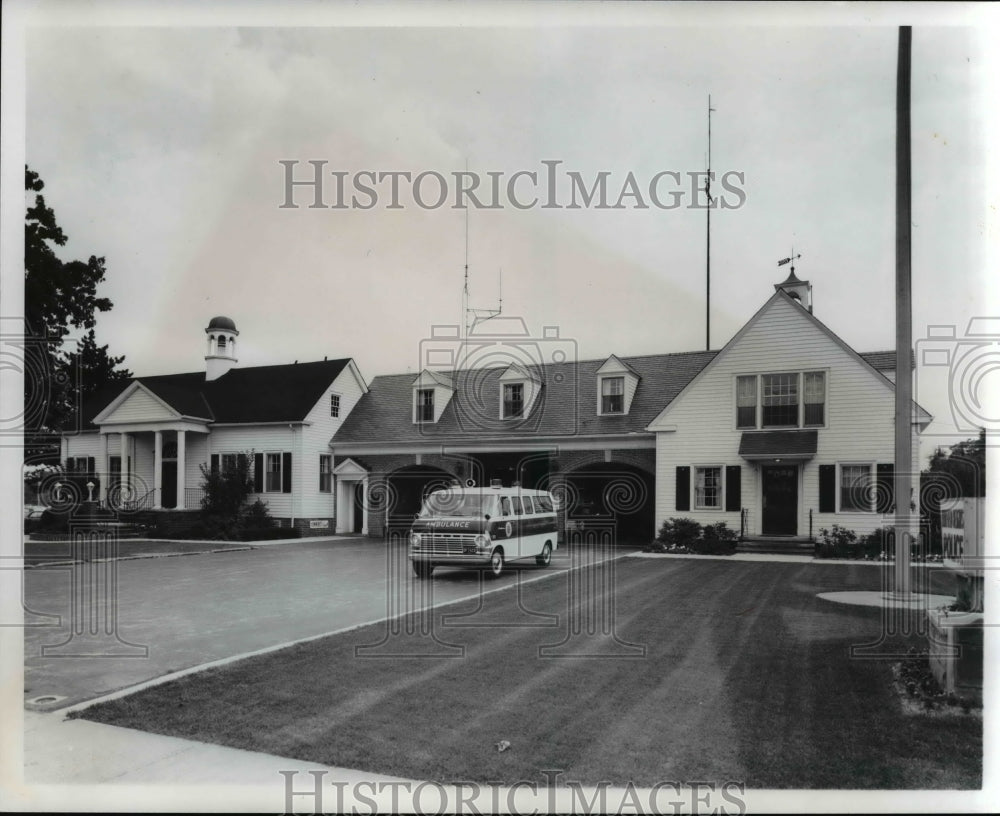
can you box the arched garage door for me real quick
[385,465,455,526]
[562,462,655,544]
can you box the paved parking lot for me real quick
[23,536,614,709]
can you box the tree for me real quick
[24,167,129,458]
[923,429,986,499]
[921,429,986,553]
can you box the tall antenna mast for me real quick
[705,94,716,351]
[461,160,502,342]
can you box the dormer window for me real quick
[596,356,640,416]
[503,383,524,419]
[411,369,454,424]
[601,377,624,414]
[416,389,434,422]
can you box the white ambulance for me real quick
[408,482,559,579]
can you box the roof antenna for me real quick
[704,94,716,351]
[462,159,502,342]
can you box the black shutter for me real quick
[725,466,741,511]
[211,454,220,475]
[819,465,836,512]
[87,456,95,475]
[675,466,690,512]
[254,453,264,493]
[876,463,894,514]
[282,452,292,493]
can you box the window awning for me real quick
[738,429,818,461]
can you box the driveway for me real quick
[23,537,623,710]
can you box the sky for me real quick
[7,1,999,461]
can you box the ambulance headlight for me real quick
[474,534,490,550]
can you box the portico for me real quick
[91,381,211,510]
[333,458,369,535]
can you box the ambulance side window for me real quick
[500,497,511,516]
[511,497,523,515]
[536,495,554,512]
[522,496,535,514]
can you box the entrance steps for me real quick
[738,535,814,556]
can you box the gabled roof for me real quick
[858,350,915,371]
[596,354,641,378]
[333,350,717,445]
[412,369,454,389]
[77,359,353,429]
[647,290,931,429]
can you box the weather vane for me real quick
[777,251,802,274]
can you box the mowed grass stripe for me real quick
[76,558,980,788]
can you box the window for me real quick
[500,496,511,516]
[510,496,523,515]
[536,495,554,512]
[694,467,722,509]
[265,453,282,492]
[416,389,434,422]
[67,457,90,473]
[601,377,624,414]
[217,336,227,353]
[736,375,757,428]
[522,496,535,513]
[330,394,341,418]
[221,453,238,473]
[319,455,332,492]
[762,373,799,427]
[803,372,825,426]
[840,464,872,512]
[503,383,524,418]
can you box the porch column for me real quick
[175,430,186,510]
[153,431,163,509]
[100,432,110,504]
[119,432,130,489]
[361,477,369,535]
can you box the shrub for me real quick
[197,452,277,541]
[656,517,703,550]
[694,521,738,555]
[243,499,274,530]
[814,524,859,559]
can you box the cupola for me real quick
[774,267,813,313]
[205,316,239,381]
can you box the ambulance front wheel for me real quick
[488,548,505,579]
[413,562,435,579]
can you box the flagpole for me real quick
[893,25,913,597]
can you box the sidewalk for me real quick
[22,709,412,785]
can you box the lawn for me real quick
[76,558,980,788]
